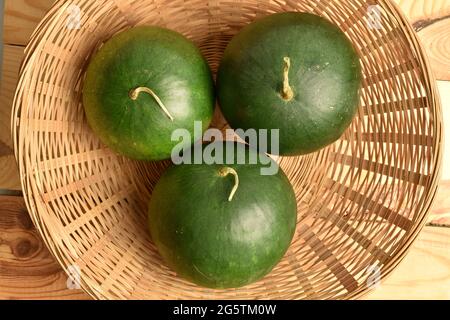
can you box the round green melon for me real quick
[148,142,297,289]
[83,26,215,161]
[217,12,362,156]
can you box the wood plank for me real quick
[438,81,450,181]
[366,226,450,300]
[0,45,24,191]
[395,0,450,25]
[428,82,450,226]
[395,0,450,80]
[0,155,21,191]
[428,181,450,226]
[3,0,55,46]
[0,45,23,149]
[417,19,450,81]
[0,195,90,300]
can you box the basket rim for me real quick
[10,0,444,300]
[347,0,444,300]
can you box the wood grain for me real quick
[417,19,450,80]
[0,155,21,191]
[438,81,450,181]
[428,181,450,226]
[0,195,90,300]
[366,226,450,300]
[3,0,55,46]
[0,45,24,190]
[394,0,450,25]
[0,45,23,149]
[394,0,450,81]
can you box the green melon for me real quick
[83,26,215,161]
[217,12,362,156]
[148,142,298,288]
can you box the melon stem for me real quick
[129,87,174,121]
[219,167,239,202]
[281,57,294,101]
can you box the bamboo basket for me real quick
[12,0,443,300]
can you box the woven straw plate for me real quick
[12,0,442,300]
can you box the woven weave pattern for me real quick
[12,0,442,299]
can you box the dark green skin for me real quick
[148,142,297,289]
[217,12,362,156]
[83,26,215,161]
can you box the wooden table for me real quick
[1,0,449,300]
